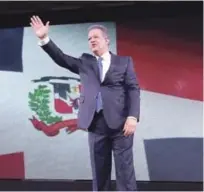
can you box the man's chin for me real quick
[92,49,99,55]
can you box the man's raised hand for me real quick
[30,15,50,39]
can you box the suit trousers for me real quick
[88,111,137,191]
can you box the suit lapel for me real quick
[83,53,100,82]
[88,52,117,83]
[91,58,101,82]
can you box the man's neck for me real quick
[94,49,109,57]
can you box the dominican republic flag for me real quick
[0,28,24,72]
[0,20,202,182]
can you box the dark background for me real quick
[0,1,203,29]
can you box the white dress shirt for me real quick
[95,51,111,82]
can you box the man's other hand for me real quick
[123,117,137,136]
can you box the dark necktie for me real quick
[96,57,103,112]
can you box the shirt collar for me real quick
[95,51,110,61]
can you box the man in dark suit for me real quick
[30,15,140,191]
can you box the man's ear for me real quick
[106,38,110,45]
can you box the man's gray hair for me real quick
[88,24,109,39]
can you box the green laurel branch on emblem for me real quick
[28,85,62,124]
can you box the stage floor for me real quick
[0,179,202,191]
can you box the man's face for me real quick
[88,28,109,56]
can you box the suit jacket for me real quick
[41,39,140,130]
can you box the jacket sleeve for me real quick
[40,38,82,74]
[124,56,141,122]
